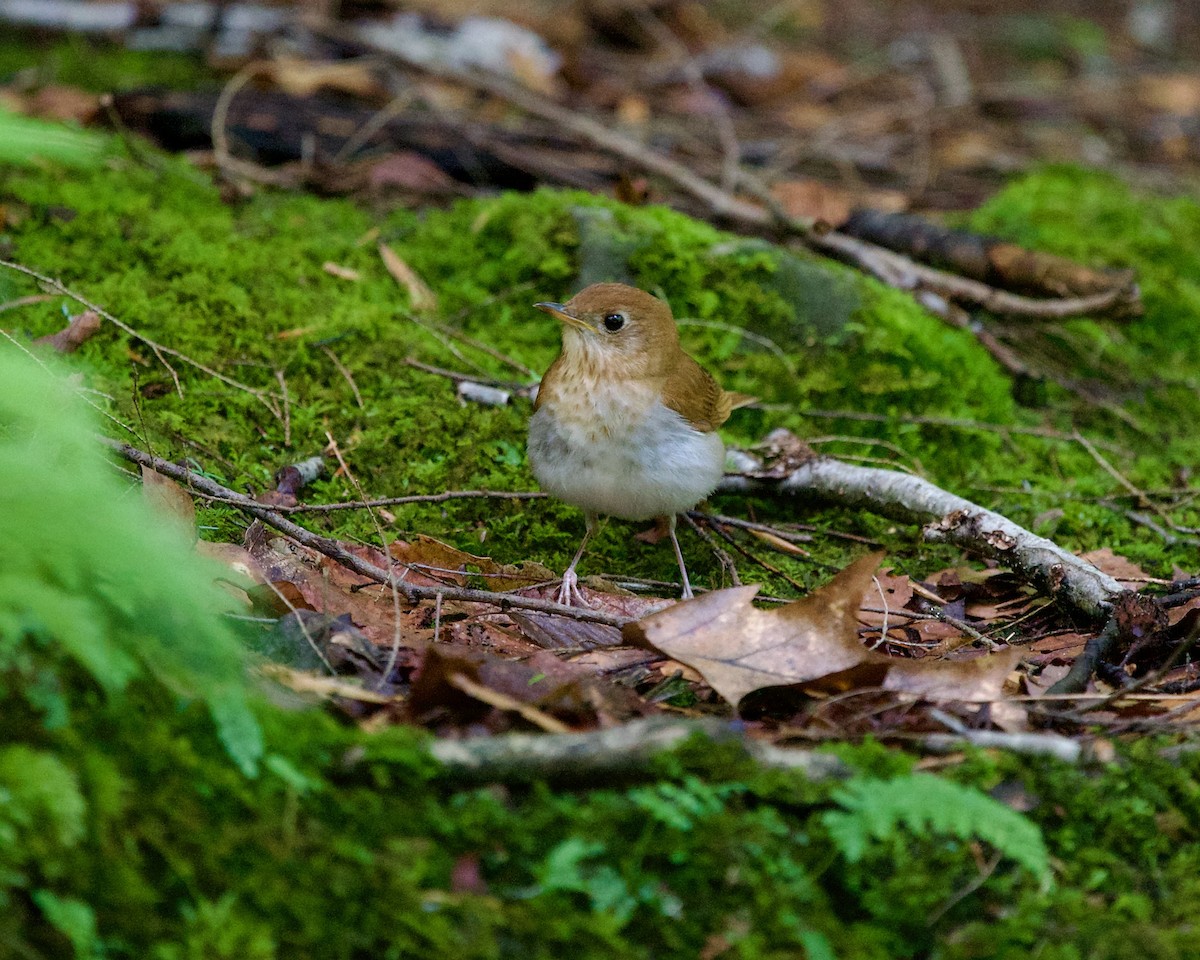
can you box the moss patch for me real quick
[4,148,1197,593]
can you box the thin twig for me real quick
[787,407,1132,455]
[681,513,742,587]
[429,320,539,380]
[0,259,282,417]
[635,7,743,191]
[404,356,528,392]
[211,61,296,188]
[323,430,409,691]
[320,345,365,409]
[1073,430,1178,529]
[0,293,56,314]
[104,437,626,627]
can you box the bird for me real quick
[527,282,750,606]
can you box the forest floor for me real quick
[2,4,1200,958]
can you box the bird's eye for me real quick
[603,312,626,332]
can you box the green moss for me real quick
[2,345,1200,957]
[0,33,212,92]
[4,148,1200,590]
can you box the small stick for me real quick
[0,259,282,417]
[681,513,742,587]
[104,438,628,628]
[187,488,548,513]
[320,345,365,409]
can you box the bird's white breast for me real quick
[527,376,725,521]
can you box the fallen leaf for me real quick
[197,541,265,583]
[1081,548,1151,588]
[28,85,101,124]
[883,649,1021,704]
[447,671,571,733]
[508,611,622,649]
[34,309,101,353]
[140,465,196,540]
[858,569,916,629]
[323,261,361,282]
[624,553,882,706]
[241,524,426,647]
[267,56,385,99]
[1027,631,1090,667]
[626,552,1021,715]
[771,178,855,228]
[365,151,458,194]
[389,534,553,590]
[1137,73,1200,114]
[379,242,438,313]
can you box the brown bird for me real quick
[527,283,750,605]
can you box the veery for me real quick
[527,282,749,605]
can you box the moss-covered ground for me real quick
[3,149,1199,590]
[3,37,1200,959]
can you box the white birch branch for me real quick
[717,434,1123,619]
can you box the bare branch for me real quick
[718,439,1123,619]
[103,438,627,628]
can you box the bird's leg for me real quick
[557,513,598,607]
[666,514,694,600]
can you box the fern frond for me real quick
[0,349,262,776]
[822,773,1053,887]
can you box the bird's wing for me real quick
[660,354,734,433]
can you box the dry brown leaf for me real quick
[1137,73,1200,114]
[771,178,854,228]
[857,569,915,629]
[196,540,264,608]
[140,465,196,540]
[241,527,425,647]
[1080,548,1151,588]
[626,552,1021,714]
[1027,631,1090,667]
[624,553,882,706]
[379,242,438,313]
[34,309,101,354]
[28,85,101,123]
[508,611,622,649]
[447,671,572,733]
[883,649,1021,703]
[267,57,384,99]
[365,151,458,194]
[389,534,553,590]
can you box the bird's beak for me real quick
[534,301,592,333]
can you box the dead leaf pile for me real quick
[137,465,1200,742]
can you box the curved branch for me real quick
[717,445,1122,619]
[102,438,627,628]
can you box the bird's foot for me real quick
[679,585,695,601]
[555,568,592,607]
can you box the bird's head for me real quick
[534,283,680,376]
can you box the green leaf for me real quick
[0,110,108,169]
[822,773,1053,888]
[32,890,99,959]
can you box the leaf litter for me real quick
[104,466,1200,744]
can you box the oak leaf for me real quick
[624,552,1020,712]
